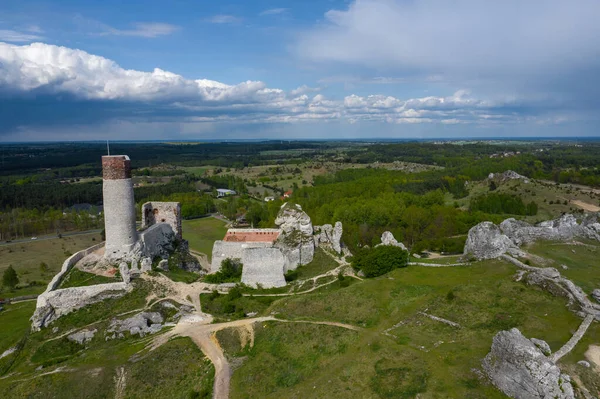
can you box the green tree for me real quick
[3,266,19,290]
[352,246,409,278]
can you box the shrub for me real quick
[2,266,19,289]
[284,269,299,282]
[204,259,243,283]
[352,245,409,278]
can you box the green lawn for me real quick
[525,240,600,294]
[182,217,228,260]
[294,248,339,280]
[60,268,116,289]
[223,259,583,398]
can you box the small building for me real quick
[283,190,293,198]
[217,188,237,198]
[264,196,275,202]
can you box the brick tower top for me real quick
[102,155,131,180]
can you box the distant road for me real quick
[0,229,102,247]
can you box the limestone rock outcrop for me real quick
[68,329,97,345]
[314,221,343,254]
[483,328,574,399]
[464,213,600,260]
[376,231,407,251]
[464,222,520,260]
[107,312,163,337]
[488,170,530,183]
[31,282,132,331]
[274,203,314,270]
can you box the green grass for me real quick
[0,301,35,355]
[159,267,201,283]
[182,217,228,260]
[0,233,102,296]
[201,291,279,321]
[409,255,464,264]
[223,259,584,398]
[59,268,116,289]
[294,248,339,280]
[525,240,600,294]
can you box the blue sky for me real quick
[1,0,599,141]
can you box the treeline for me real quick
[0,181,103,209]
[469,193,538,216]
[0,208,103,240]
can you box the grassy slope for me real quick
[59,268,116,289]
[223,259,582,398]
[525,240,600,294]
[294,248,339,280]
[0,233,102,298]
[182,217,228,260]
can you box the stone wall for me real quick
[142,202,182,239]
[44,242,106,293]
[241,247,286,288]
[138,223,177,259]
[210,241,272,272]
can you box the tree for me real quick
[352,246,409,278]
[3,266,19,290]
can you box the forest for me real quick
[1,140,598,244]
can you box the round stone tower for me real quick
[102,155,138,260]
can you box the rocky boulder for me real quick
[68,329,97,345]
[107,312,164,337]
[463,222,520,260]
[376,231,407,251]
[483,328,574,399]
[275,203,314,269]
[314,221,343,254]
[592,289,600,303]
[488,170,530,183]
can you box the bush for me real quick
[352,246,409,278]
[2,266,19,289]
[204,259,243,283]
[284,269,299,282]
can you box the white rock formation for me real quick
[274,203,315,270]
[488,170,530,183]
[483,328,574,399]
[464,213,600,260]
[376,231,408,251]
[140,257,152,273]
[332,222,343,254]
[463,222,521,260]
[107,312,163,337]
[68,329,97,345]
[241,247,286,288]
[314,222,343,254]
[119,262,131,284]
[31,282,132,331]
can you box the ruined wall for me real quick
[210,241,272,272]
[142,202,182,239]
[241,247,286,288]
[102,155,137,261]
[44,242,106,293]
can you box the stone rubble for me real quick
[483,328,574,399]
[68,329,97,345]
[107,312,164,338]
[376,231,408,251]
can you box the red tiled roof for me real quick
[223,230,280,243]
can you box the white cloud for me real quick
[296,0,600,80]
[0,29,43,43]
[206,15,242,24]
[0,42,546,132]
[100,22,179,38]
[260,8,288,16]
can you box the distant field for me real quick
[457,178,600,222]
[0,233,102,298]
[182,217,228,260]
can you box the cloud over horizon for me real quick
[0,41,591,140]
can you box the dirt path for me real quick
[571,200,600,212]
[114,367,126,399]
